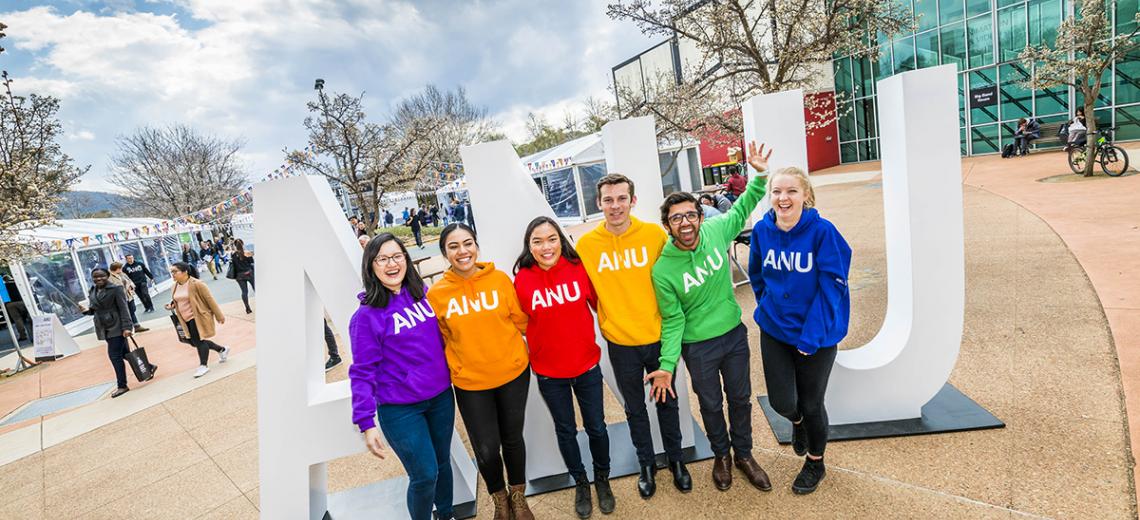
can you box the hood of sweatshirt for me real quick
[760,207,821,236]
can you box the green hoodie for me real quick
[652,175,766,373]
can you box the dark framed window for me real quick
[1115,48,1140,105]
[1114,104,1140,141]
[841,142,859,163]
[999,62,1032,120]
[941,22,967,69]
[838,100,857,141]
[998,4,1027,62]
[856,98,878,139]
[916,30,941,68]
[968,16,995,68]
[834,57,854,98]
[970,124,1000,153]
[858,139,880,161]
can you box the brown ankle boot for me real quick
[491,489,510,520]
[508,484,534,520]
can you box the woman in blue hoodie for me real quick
[348,233,455,520]
[747,166,851,496]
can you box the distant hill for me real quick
[57,191,135,219]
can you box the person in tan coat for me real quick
[165,261,229,378]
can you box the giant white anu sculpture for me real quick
[743,64,966,425]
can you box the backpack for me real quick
[1001,143,1015,158]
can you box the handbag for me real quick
[124,336,155,382]
[170,311,193,344]
[225,262,236,280]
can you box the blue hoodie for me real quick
[748,208,852,355]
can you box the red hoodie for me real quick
[514,257,600,378]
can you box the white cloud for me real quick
[7,77,82,99]
[67,129,96,141]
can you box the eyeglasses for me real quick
[373,253,407,265]
[668,211,701,225]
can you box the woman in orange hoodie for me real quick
[426,223,533,520]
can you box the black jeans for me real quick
[454,367,530,493]
[323,321,339,358]
[607,340,684,466]
[107,335,129,389]
[237,279,254,310]
[127,300,140,326]
[136,283,154,312]
[681,323,752,458]
[413,228,423,247]
[759,330,837,457]
[185,318,224,366]
[1015,134,1035,155]
[536,364,610,481]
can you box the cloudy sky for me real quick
[0,0,659,192]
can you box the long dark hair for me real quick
[513,216,579,274]
[362,233,425,308]
[438,223,478,255]
[234,239,246,255]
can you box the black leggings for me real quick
[185,318,225,366]
[453,367,529,494]
[237,279,254,309]
[760,330,837,457]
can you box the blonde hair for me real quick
[766,167,815,209]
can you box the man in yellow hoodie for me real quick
[576,174,692,499]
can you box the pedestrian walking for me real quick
[108,262,149,332]
[410,208,424,249]
[199,241,219,280]
[80,268,153,398]
[122,254,156,313]
[350,233,456,520]
[180,243,201,279]
[166,262,230,379]
[230,239,256,314]
[748,165,851,495]
[384,210,395,228]
[426,223,534,519]
[513,217,615,518]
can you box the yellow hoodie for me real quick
[426,262,529,391]
[575,216,667,346]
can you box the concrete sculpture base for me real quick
[758,384,1004,444]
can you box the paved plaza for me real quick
[1,150,1138,518]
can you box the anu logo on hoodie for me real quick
[529,281,582,309]
[762,249,814,273]
[392,300,436,335]
[444,291,501,318]
[681,248,726,293]
[596,247,650,273]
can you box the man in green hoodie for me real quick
[646,141,772,493]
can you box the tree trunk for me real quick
[1082,88,1098,177]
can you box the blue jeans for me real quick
[377,388,456,520]
[536,364,611,480]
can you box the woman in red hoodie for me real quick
[513,216,614,519]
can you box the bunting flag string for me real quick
[42,144,464,253]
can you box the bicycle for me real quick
[1067,127,1130,177]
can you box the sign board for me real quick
[32,314,82,360]
[969,86,997,108]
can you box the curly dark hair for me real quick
[659,191,700,229]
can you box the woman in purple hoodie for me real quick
[349,233,454,520]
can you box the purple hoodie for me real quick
[348,289,451,432]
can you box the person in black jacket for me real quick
[409,208,424,249]
[230,239,256,314]
[180,244,201,279]
[80,268,155,397]
[199,240,219,280]
[1014,118,1041,156]
[122,254,156,312]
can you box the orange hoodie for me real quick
[426,262,529,391]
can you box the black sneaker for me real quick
[792,457,826,495]
[325,356,342,372]
[792,421,807,456]
[574,477,593,518]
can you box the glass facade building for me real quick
[833,0,1140,162]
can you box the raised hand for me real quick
[747,141,773,173]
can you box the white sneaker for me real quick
[219,346,230,363]
[193,365,210,378]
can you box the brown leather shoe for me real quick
[712,454,732,491]
[734,455,772,491]
[490,489,509,520]
[508,484,534,520]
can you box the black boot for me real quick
[669,460,692,492]
[574,477,593,518]
[792,420,807,456]
[594,470,615,514]
[636,464,656,499]
[792,457,826,495]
